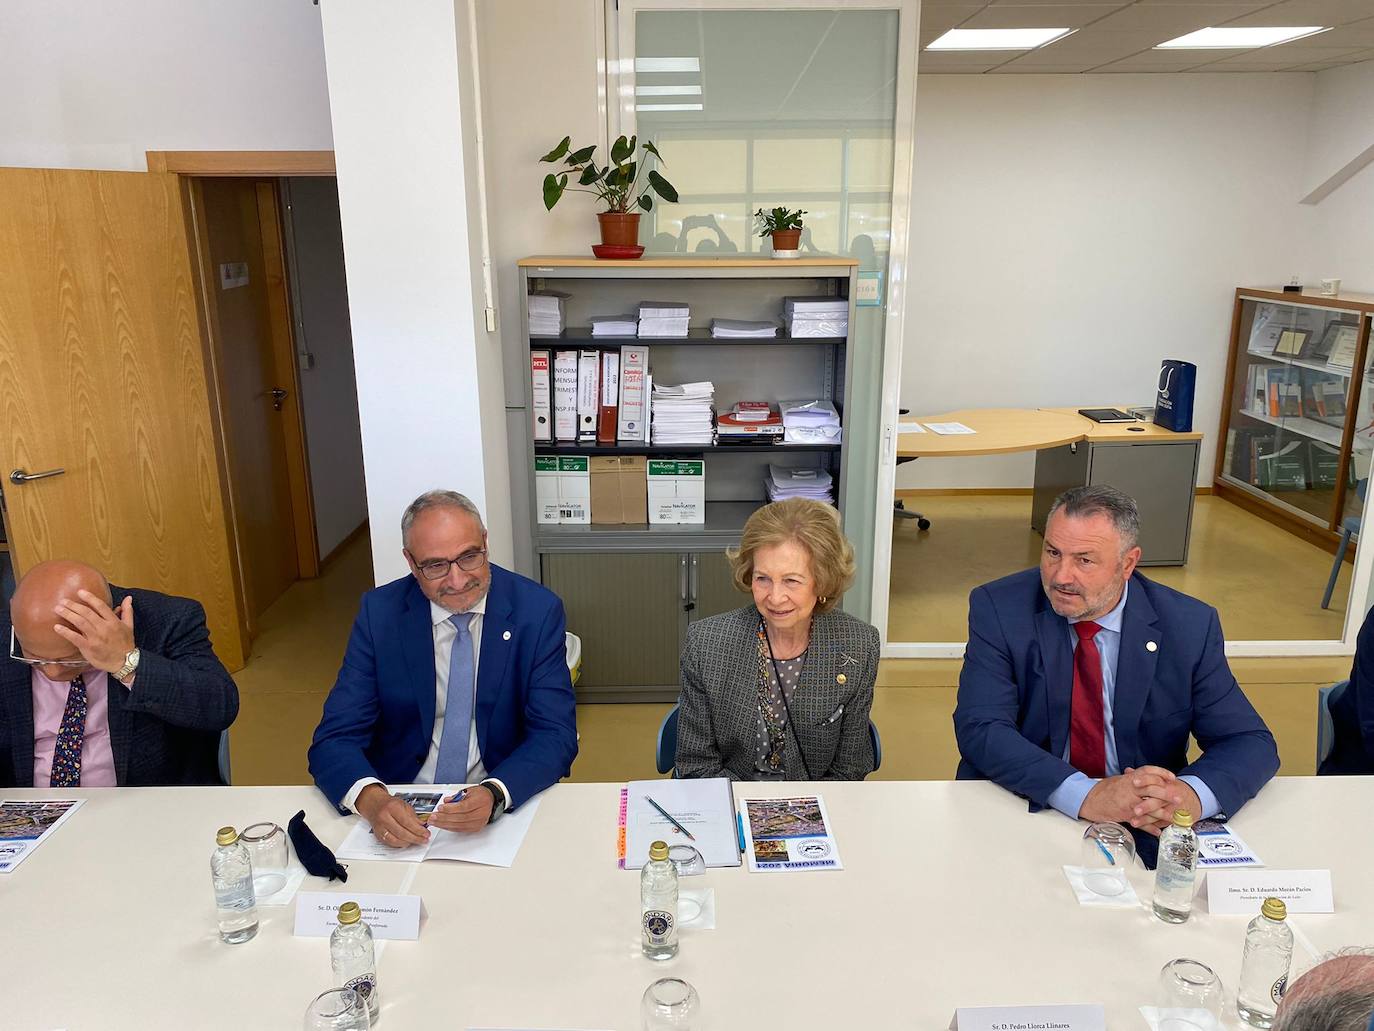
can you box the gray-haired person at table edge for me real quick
[1273,949,1374,1031]
[1,559,238,788]
[675,498,879,781]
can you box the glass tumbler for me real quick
[304,988,372,1030]
[642,977,700,1031]
[241,821,289,898]
[667,845,707,922]
[1079,822,1136,896]
[1159,958,1226,1031]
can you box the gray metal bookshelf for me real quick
[509,256,867,701]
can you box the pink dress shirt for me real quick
[31,668,118,787]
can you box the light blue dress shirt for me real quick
[1047,582,1219,821]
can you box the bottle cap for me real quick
[337,901,361,925]
[649,840,669,862]
[1261,897,1287,921]
[1171,809,1194,828]
[215,826,239,846]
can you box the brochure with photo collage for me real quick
[739,795,843,872]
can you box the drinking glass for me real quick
[304,988,371,1030]
[641,977,700,1031]
[1159,959,1225,1031]
[667,845,705,877]
[241,821,289,897]
[1079,822,1135,896]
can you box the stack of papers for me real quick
[780,398,842,445]
[718,401,783,439]
[710,318,778,338]
[527,291,567,336]
[622,778,741,870]
[590,313,637,337]
[651,381,715,445]
[765,464,833,502]
[783,296,848,338]
[639,300,690,338]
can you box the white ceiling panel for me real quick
[919,4,988,34]
[1087,3,1272,32]
[1226,0,1374,25]
[990,63,1095,70]
[963,4,1125,26]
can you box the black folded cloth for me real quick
[288,809,348,882]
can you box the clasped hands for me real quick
[1079,766,1201,836]
[356,782,495,848]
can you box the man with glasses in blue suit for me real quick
[309,490,578,848]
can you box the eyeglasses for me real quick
[9,627,90,669]
[411,549,488,581]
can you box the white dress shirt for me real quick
[342,593,511,814]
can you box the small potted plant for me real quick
[540,134,678,258]
[755,206,807,255]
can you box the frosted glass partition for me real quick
[632,7,902,621]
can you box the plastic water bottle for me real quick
[1237,897,1293,1028]
[1152,809,1199,923]
[331,901,381,1025]
[640,840,679,960]
[210,826,259,944]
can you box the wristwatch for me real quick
[113,648,141,683]
[479,779,505,823]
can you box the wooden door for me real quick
[0,167,246,668]
[192,178,313,627]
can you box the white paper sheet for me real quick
[924,421,976,435]
[624,778,740,870]
[1062,865,1141,908]
[334,785,542,868]
[897,421,926,433]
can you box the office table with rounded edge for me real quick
[898,408,1092,458]
[2,778,1370,1029]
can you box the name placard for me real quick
[950,1004,1106,1031]
[1206,869,1333,914]
[293,891,423,940]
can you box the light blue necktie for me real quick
[433,613,475,784]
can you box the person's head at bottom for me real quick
[1273,949,1374,1031]
[730,498,854,650]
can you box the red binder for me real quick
[597,349,620,443]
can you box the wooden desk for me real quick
[1041,406,1203,444]
[3,778,1370,1029]
[897,408,1088,458]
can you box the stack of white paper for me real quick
[710,318,778,339]
[527,291,567,336]
[765,464,834,502]
[590,313,637,337]
[783,296,848,338]
[651,381,715,445]
[639,300,690,338]
[779,398,842,445]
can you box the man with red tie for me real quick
[954,485,1278,860]
[1,560,238,787]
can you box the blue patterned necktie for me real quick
[433,613,475,784]
[50,675,87,788]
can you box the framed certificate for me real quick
[1324,323,1361,369]
[1272,327,1312,358]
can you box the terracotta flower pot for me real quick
[770,228,802,251]
[598,211,641,247]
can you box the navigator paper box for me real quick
[647,459,704,524]
[558,456,590,524]
[534,456,561,524]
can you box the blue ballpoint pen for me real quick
[735,812,746,854]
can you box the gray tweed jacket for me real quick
[676,604,879,781]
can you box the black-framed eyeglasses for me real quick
[9,627,89,669]
[411,549,488,581]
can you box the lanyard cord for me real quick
[761,621,814,781]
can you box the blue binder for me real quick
[1154,360,1196,433]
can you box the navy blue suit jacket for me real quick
[308,565,578,811]
[954,569,1279,822]
[1321,607,1374,775]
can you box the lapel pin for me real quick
[839,651,859,667]
[1146,641,1157,652]
[502,630,512,641]
[837,673,847,684]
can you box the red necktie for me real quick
[1069,622,1106,779]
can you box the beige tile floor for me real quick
[230,505,1353,787]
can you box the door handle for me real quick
[690,554,700,602]
[270,388,289,411]
[679,555,690,609]
[9,467,65,485]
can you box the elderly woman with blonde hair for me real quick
[675,498,879,781]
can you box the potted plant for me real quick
[540,134,678,257]
[755,207,807,254]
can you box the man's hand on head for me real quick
[50,589,136,674]
[429,784,497,834]
[356,784,430,848]
[1078,766,1171,824]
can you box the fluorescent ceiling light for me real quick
[635,85,703,96]
[926,28,1073,51]
[1155,26,1327,49]
[636,103,704,112]
[634,57,700,72]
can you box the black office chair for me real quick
[894,408,931,531]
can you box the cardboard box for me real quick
[647,459,705,524]
[534,456,561,524]
[590,456,648,524]
[558,456,590,524]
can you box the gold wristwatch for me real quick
[113,648,141,683]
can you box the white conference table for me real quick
[2,777,1371,1030]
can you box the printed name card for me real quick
[1207,869,1334,914]
[293,891,423,940]
[950,1005,1106,1030]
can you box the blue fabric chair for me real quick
[655,702,882,776]
[1317,680,1348,773]
[1321,480,1366,609]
